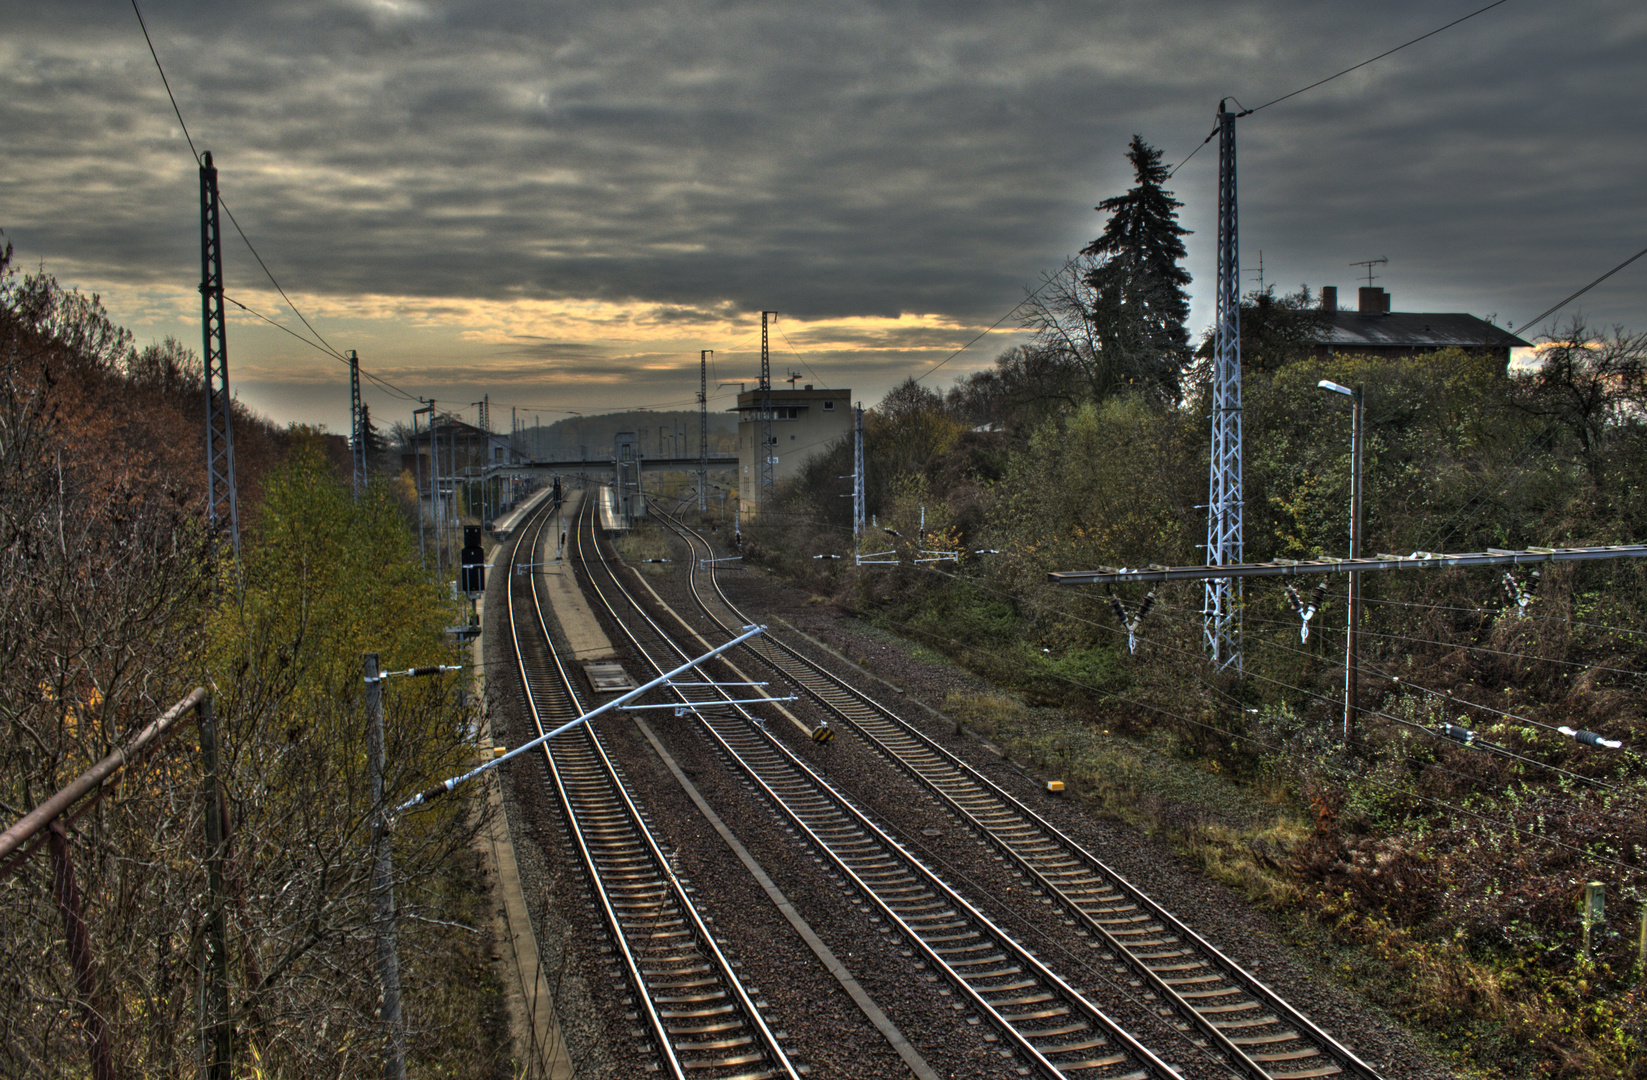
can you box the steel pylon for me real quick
[759,312,777,508]
[699,350,712,512]
[852,402,864,539]
[349,350,365,497]
[199,151,240,557]
[1204,104,1243,671]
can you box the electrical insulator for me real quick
[1559,726,1623,749]
[1285,581,1328,642]
[1502,570,1539,618]
[1437,722,1477,746]
[1108,587,1157,655]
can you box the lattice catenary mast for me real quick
[349,350,365,497]
[1204,102,1243,670]
[852,402,865,539]
[699,349,712,513]
[199,151,240,556]
[759,312,778,507]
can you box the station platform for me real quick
[529,490,616,662]
[489,482,557,536]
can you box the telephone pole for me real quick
[1204,102,1244,672]
[199,151,240,556]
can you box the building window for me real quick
[822,401,835,411]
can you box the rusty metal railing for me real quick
[0,687,209,1080]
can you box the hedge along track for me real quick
[578,505,1184,1079]
[650,507,1384,1080]
[504,494,800,1080]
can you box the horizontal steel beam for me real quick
[1048,544,1647,586]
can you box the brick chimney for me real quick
[1321,285,1337,311]
[1359,287,1390,314]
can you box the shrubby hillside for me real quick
[0,245,504,1079]
[749,329,1647,1077]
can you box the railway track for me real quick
[645,506,1383,1080]
[503,494,799,1080]
[575,499,1186,1078]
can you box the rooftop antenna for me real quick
[1350,257,1387,288]
[786,370,802,388]
[1244,250,1265,293]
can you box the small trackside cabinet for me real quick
[460,526,486,596]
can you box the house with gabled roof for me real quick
[1311,285,1528,364]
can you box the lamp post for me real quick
[1318,380,1364,747]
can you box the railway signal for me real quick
[460,526,485,596]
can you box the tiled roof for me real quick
[1315,312,1529,349]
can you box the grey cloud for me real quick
[5,0,1645,353]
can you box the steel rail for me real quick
[578,507,1181,1079]
[507,494,796,1079]
[655,507,1383,1080]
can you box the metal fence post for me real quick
[48,819,116,1080]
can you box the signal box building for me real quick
[733,385,852,517]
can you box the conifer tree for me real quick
[1079,135,1193,400]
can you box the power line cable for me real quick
[682,492,1646,826]
[131,0,199,163]
[827,588,1645,875]
[914,295,1044,384]
[135,0,348,364]
[223,293,427,403]
[1240,629,1627,793]
[1168,0,1515,176]
[1510,243,1647,337]
[880,555,1639,804]
[1241,605,1647,685]
[1357,592,1647,641]
[776,328,823,387]
[1248,0,1514,116]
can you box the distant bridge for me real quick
[491,455,739,474]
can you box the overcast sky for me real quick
[4,0,1643,435]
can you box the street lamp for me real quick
[1318,380,1364,747]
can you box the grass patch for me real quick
[405,840,511,1079]
[614,525,674,574]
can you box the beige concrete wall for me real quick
[735,386,852,517]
